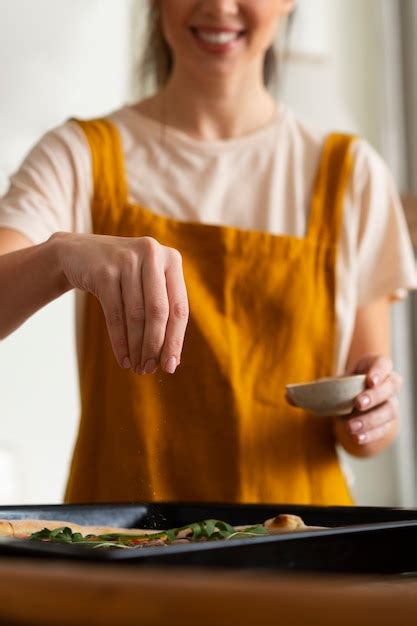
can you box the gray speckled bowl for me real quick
[286,375,367,417]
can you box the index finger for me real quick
[160,249,189,374]
[356,355,393,388]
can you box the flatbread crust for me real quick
[0,513,323,540]
[0,519,161,539]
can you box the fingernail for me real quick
[165,356,177,374]
[371,373,380,386]
[357,432,367,444]
[357,394,371,410]
[144,359,157,374]
[349,420,363,434]
[122,357,131,369]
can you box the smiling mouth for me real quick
[190,28,245,46]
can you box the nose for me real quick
[199,0,239,17]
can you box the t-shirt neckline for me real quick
[121,103,286,153]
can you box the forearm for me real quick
[0,234,71,339]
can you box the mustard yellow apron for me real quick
[65,119,355,505]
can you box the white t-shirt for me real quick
[1,103,416,373]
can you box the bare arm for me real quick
[0,228,71,339]
[0,228,189,375]
[344,298,390,373]
[334,297,401,458]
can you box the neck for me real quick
[140,62,277,141]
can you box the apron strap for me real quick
[307,133,357,244]
[73,118,128,231]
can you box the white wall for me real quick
[283,0,413,507]
[0,0,135,503]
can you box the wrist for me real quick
[46,232,73,294]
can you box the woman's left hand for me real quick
[334,355,402,457]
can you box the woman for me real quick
[0,0,415,505]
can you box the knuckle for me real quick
[128,306,146,324]
[384,375,400,399]
[167,247,183,264]
[388,396,399,414]
[363,412,377,430]
[142,340,163,360]
[367,429,381,443]
[108,309,125,327]
[97,264,119,283]
[149,300,169,321]
[114,336,128,351]
[145,339,162,352]
[378,401,391,420]
[166,336,183,355]
[172,301,189,321]
[387,374,398,392]
[141,236,160,258]
[121,249,138,271]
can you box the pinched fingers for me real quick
[355,354,393,388]
[141,241,170,374]
[140,241,188,375]
[92,236,188,375]
[99,269,130,369]
[346,368,402,447]
[347,397,399,445]
[120,252,145,374]
[159,248,189,374]
[355,371,403,412]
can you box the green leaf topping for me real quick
[28,519,269,549]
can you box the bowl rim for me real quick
[286,374,367,391]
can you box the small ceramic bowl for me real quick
[286,374,367,417]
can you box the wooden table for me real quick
[1,558,417,626]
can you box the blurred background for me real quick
[0,0,416,506]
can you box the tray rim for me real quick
[1,512,417,562]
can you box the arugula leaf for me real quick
[96,531,167,542]
[30,527,76,543]
[28,519,269,549]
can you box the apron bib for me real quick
[65,119,355,505]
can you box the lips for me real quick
[190,27,245,53]
[194,29,241,45]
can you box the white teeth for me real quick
[196,30,239,45]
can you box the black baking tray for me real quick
[1,502,417,574]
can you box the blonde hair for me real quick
[141,2,291,90]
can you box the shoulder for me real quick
[40,119,89,156]
[43,106,140,174]
[344,137,403,240]
[340,138,416,304]
[349,138,396,199]
[281,108,397,205]
[0,119,94,243]
[18,119,92,181]
[278,106,390,177]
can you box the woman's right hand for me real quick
[53,232,189,375]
